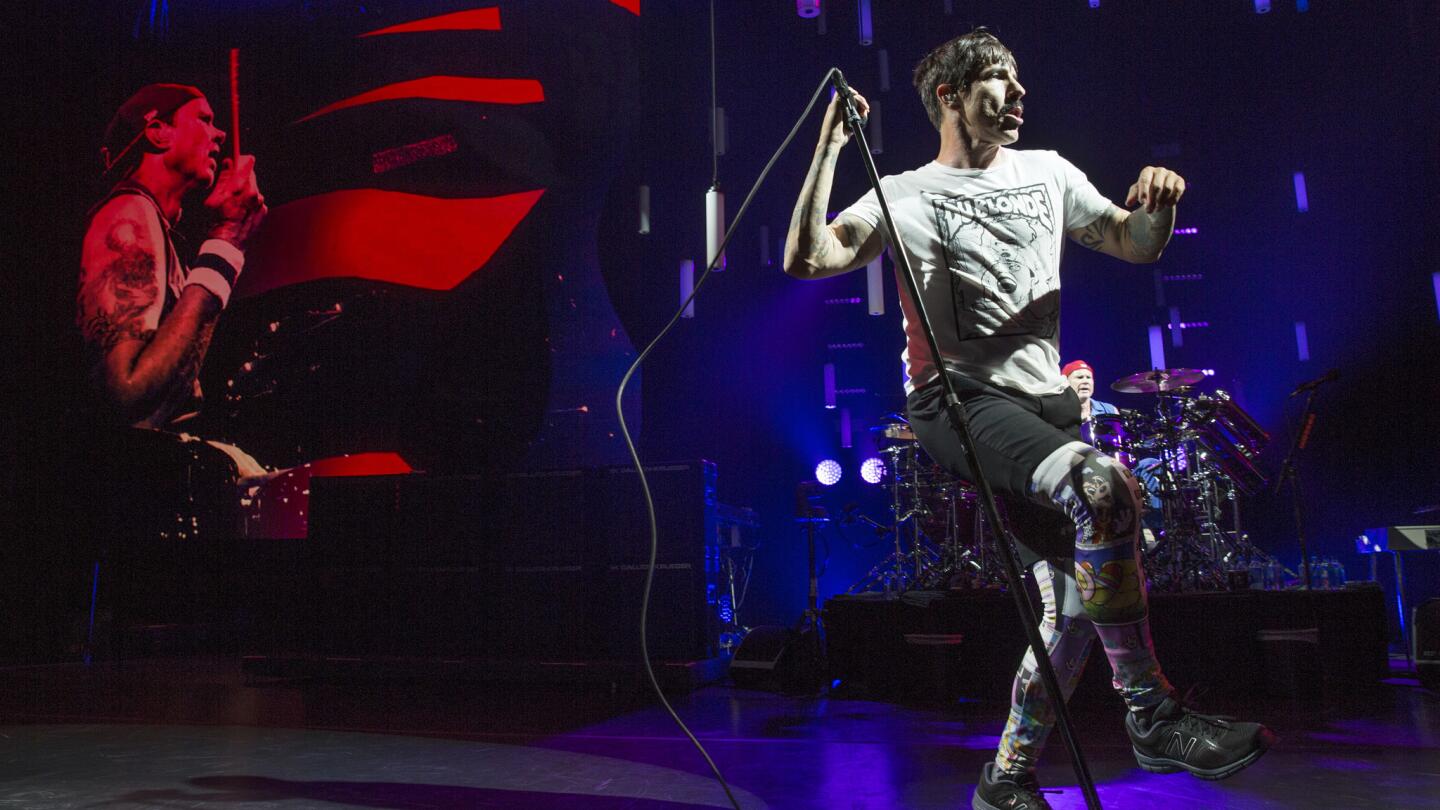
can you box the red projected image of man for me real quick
[78,84,266,432]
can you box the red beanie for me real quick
[1062,360,1094,378]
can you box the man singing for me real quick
[783,29,1271,809]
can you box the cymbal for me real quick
[1110,368,1206,393]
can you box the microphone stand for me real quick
[1275,386,1321,589]
[831,71,1101,810]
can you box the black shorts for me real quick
[906,371,1083,562]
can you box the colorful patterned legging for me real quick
[994,442,1173,774]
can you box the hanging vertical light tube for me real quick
[877,49,891,91]
[637,184,650,234]
[867,256,885,316]
[824,363,837,409]
[706,185,726,271]
[796,0,820,18]
[680,260,696,319]
[1293,171,1310,212]
[705,0,726,271]
[1169,306,1183,347]
[857,0,873,46]
[759,225,772,267]
[841,408,853,448]
[1148,325,1166,370]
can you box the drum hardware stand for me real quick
[833,70,1102,810]
[794,482,828,670]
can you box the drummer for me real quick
[1064,358,1164,523]
[1061,360,1118,423]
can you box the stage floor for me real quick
[1,656,1436,809]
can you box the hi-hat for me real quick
[1111,368,1206,393]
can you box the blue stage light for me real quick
[860,457,886,484]
[816,459,843,486]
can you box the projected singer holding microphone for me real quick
[782,28,1272,810]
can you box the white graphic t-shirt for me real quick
[839,148,1112,395]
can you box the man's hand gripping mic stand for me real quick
[830,69,1102,810]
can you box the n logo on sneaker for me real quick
[1165,731,1198,760]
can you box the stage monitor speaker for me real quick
[728,625,824,695]
[1414,598,1440,691]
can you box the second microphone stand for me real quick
[832,71,1101,810]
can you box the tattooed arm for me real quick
[77,197,223,426]
[783,93,884,280]
[1067,166,1185,264]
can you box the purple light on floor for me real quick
[824,363,836,409]
[796,0,820,18]
[1295,321,1310,361]
[860,457,886,484]
[815,459,842,486]
[1294,171,1309,212]
[1148,325,1166,370]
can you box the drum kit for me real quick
[849,368,1271,594]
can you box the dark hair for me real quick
[912,28,1016,131]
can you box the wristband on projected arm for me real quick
[183,239,245,308]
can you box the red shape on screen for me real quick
[238,188,545,296]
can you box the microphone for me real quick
[830,69,867,129]
[1289,368,1338,397]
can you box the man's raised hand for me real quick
[1125,166,1186,214]
[822,89,870,148]
[205,155,267,246]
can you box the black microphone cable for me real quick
[614,68,850,810]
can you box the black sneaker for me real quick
[1126,694,1276,780]
[971,763,1054,810]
